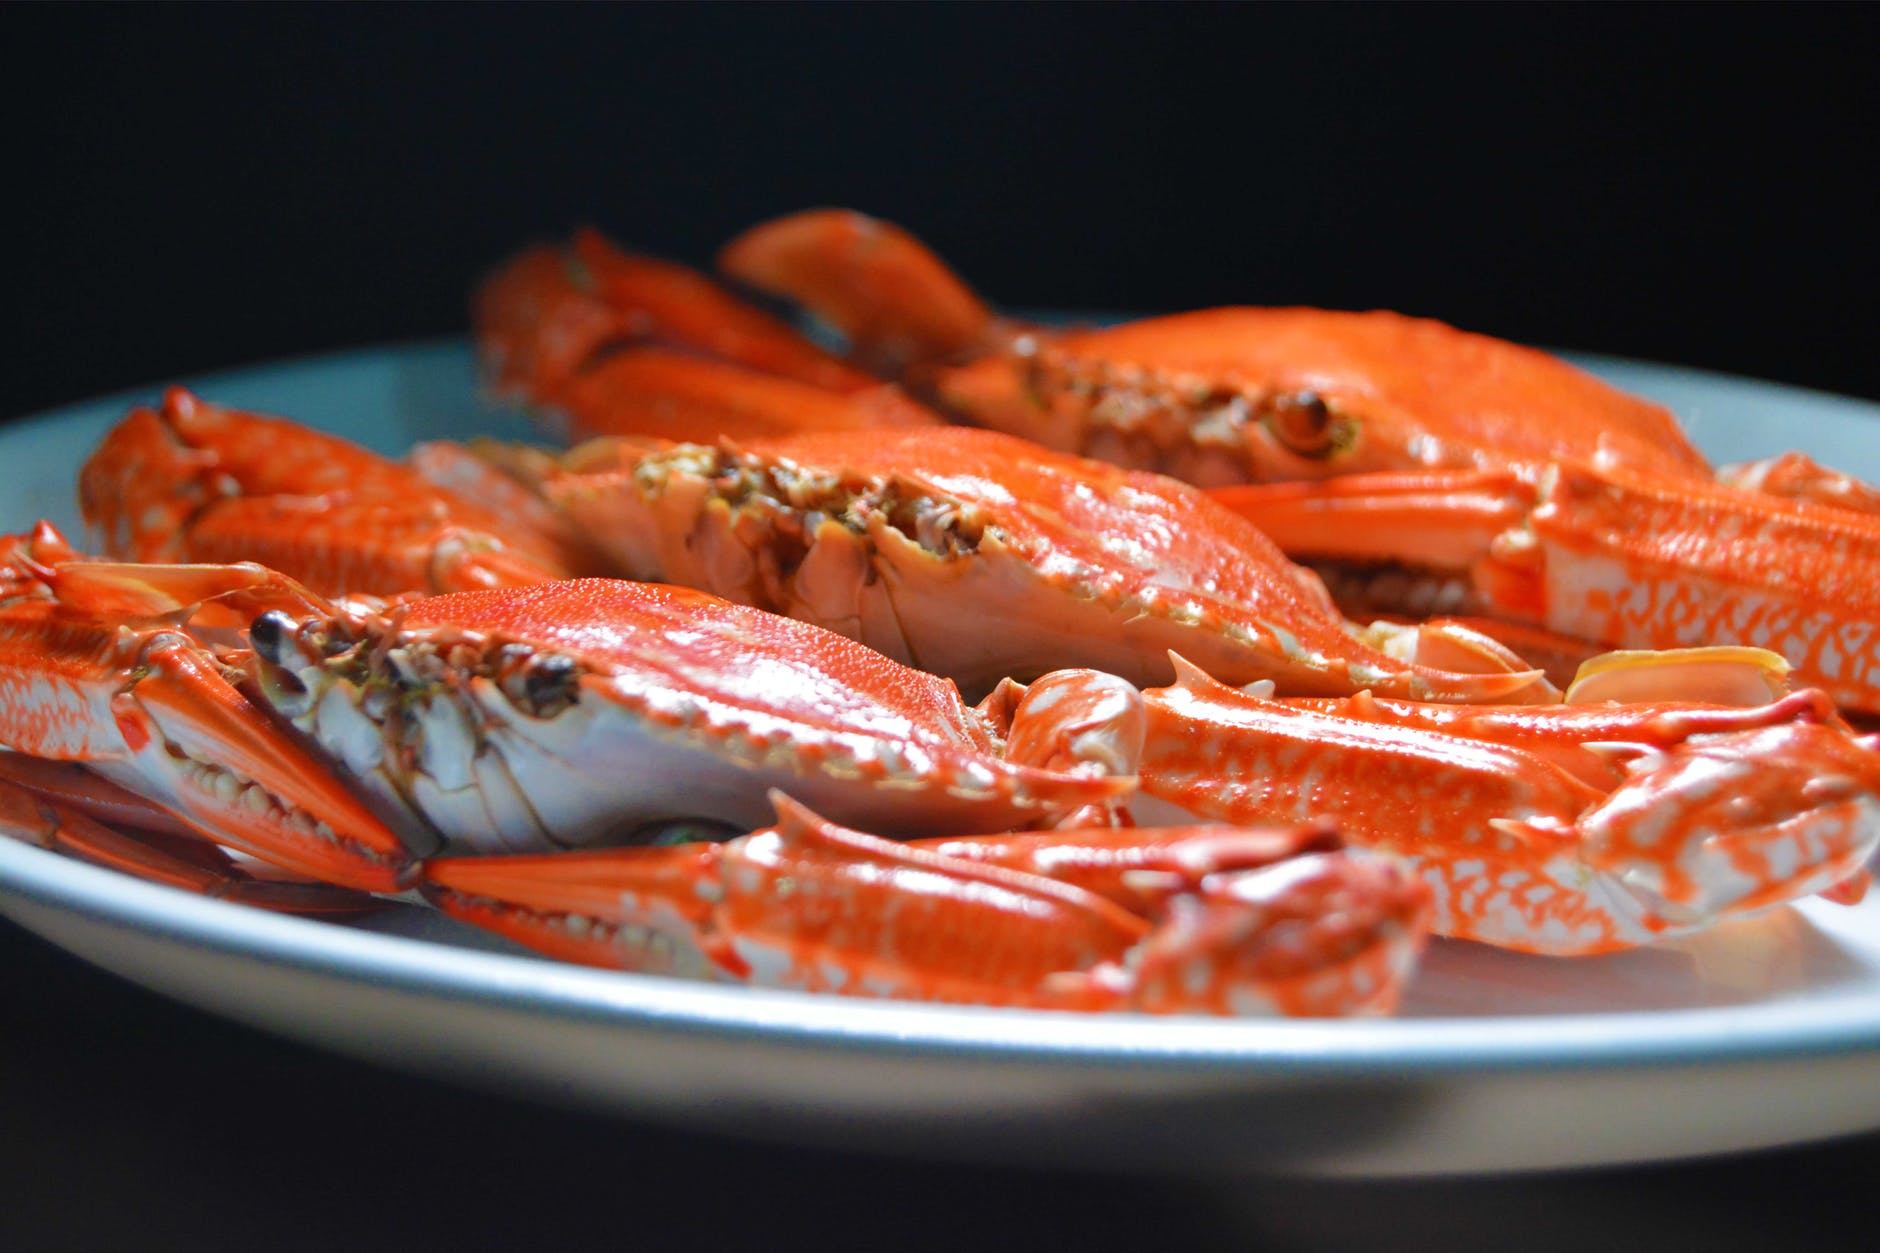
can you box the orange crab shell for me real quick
[528,425,1556,704]
[935,307,1715,488]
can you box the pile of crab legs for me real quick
[3,210,1879,1018]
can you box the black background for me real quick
[3,6,1877,1250]
[8,4,1877,411]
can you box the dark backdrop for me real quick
[3,6,1877,1251]
[6,3,1876,417]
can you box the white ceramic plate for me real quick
[1,341,1878,1178]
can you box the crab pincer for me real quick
[0,758,380,916]
[0,525,414,892]
[1121,657,1880,954]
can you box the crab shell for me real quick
[526,425,1554,704]
[245,578,1130,857]
[932,307,1716,488]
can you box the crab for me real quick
[0,523,1125,857]
[471,424,1562,703]
[715,208,1879,515]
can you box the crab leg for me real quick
[1285,659,1821,790]
[423,794,1431,1016]
[1212,464,1880,715]
[1120,657,1879,954]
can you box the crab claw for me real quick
[424,793,1430,1016]
[1565,717,1880,936]
[518,347,942,444]
[1718,451,1880,517]
[567,227,880,391]
[0,767,381,916]
[0,525,413,892]
[107,638,411,891]
[979,668,1146,777]
[1124,658,1880,954]
[717,207,1002,377]
[1110,847,1432,1017]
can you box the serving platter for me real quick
[1,339,1877,1177]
